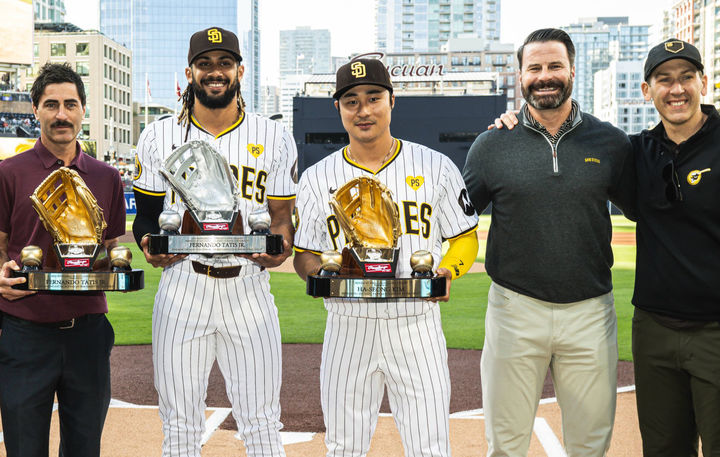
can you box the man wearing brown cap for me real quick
[630,38,720,456]
[293,58,479,457]
[132,27,296,457]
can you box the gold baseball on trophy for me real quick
[320,250,343,273]
[410,250,434,274]
[109,246,132,269]
[20,245,43,268]
[159,210,182,232]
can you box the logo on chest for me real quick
[687,168,711,185]
[248,144,264,158]
[406,176,424,190]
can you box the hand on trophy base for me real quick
[0,260,36,301]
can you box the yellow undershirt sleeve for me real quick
[438,229,479,280]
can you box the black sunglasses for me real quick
[662,161,683,202]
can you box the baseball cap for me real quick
[644,39,703,81]
[333,58,393,99]
[188,27,242,65]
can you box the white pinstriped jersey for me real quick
[295,139,477,318]
[133,112,297,268]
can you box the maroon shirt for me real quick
[0,138,126,322]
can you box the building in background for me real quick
[562,17,650,114]
[34,0,66,23]
[132,102,173,143]
[279,27,331,75]
[100,0,260,113]
[594,60,658,134]
[22,24,133,163]
[260,84,280,117]
[375,0,500,53]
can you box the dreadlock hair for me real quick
[177,82,246,141]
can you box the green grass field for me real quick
[109,215,637,360]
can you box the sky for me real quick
[65,0,673,85]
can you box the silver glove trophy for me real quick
[147,140,283,255]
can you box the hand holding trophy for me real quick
[147,140,283,255]
[11,167,144,291]
[306,176,446,298]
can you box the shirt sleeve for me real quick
[462,133,492,214]
[105,169,127,240]
[132,122,167,196]
[267,123,298,200]
[438,156,478,240]
[0,164,12,233]
[293,171,329,254]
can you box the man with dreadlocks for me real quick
[132,27,296,457]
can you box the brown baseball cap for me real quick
[644,38,703,81]
[333,58,393,99]
[188,27,242,65]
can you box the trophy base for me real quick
[148,234,283,255]
[307,275,446,299]
[11,270,145,292]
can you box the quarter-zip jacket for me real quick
[462,105,634,303]
[630,105,720,320]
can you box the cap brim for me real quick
[189,49,243,65]
[332,82,393,99]
[645,56,703,81]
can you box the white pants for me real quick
[321,305,452,457]
[481,282,617,457]
[152,260,286,457]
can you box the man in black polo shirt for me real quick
[0,63,125,457]
[631,39,720,456]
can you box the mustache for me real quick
[529,80,564,91]
[200,76,231,85]
[51,121,74,128]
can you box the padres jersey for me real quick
[133,113,297,268]
[295,139,477,318]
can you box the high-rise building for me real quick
[562,17,650,114]
[671,0,696,43]
[100,0,260,112]
[279,27,331,76]
[594,61,658,134]
[375,0,500,53]
[34,0,66,23]
[22,25,134,162]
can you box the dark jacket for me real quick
[630,104,720,320]
[462,106,634,303]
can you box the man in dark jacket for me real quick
[631,38,720,457]
[462,28,634,457]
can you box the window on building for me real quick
[33,43,38,57]
[82,124,90,137]
[50,43,66,57]
[76,62,89,76]
[76,43,89,56]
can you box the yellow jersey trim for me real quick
[293,246,322,255]
[342,138,402,175]
[190,111,245,139]
[267,194,296,201]
[132,186,166,197]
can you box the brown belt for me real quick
[191,261,242,279]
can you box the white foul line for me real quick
[533,417,568,457]
[201,408,232,445]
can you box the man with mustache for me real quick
[0,63,125,456]
[462,28,634,456]
[132,27,296,457]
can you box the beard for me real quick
[521,77,573,110]
[192,75,239,109]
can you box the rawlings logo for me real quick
[365,263,392,273]
[203,222,230,231]
[64,258,90,268]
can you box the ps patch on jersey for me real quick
[248,144,264,158]
[458,188,475,216]
[406,175,424,190]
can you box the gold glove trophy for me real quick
[11,167,144,291]
[306,176,446,298]
[147,140,283,255]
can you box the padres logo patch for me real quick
[665,41,684,53]
[133,152,142,180]
[406,176,424,190]
[248,144,264,158]
[351,61,366,78]
[207,28,222,43]
[687,168,711,185]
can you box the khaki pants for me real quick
[481,282,618,457]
